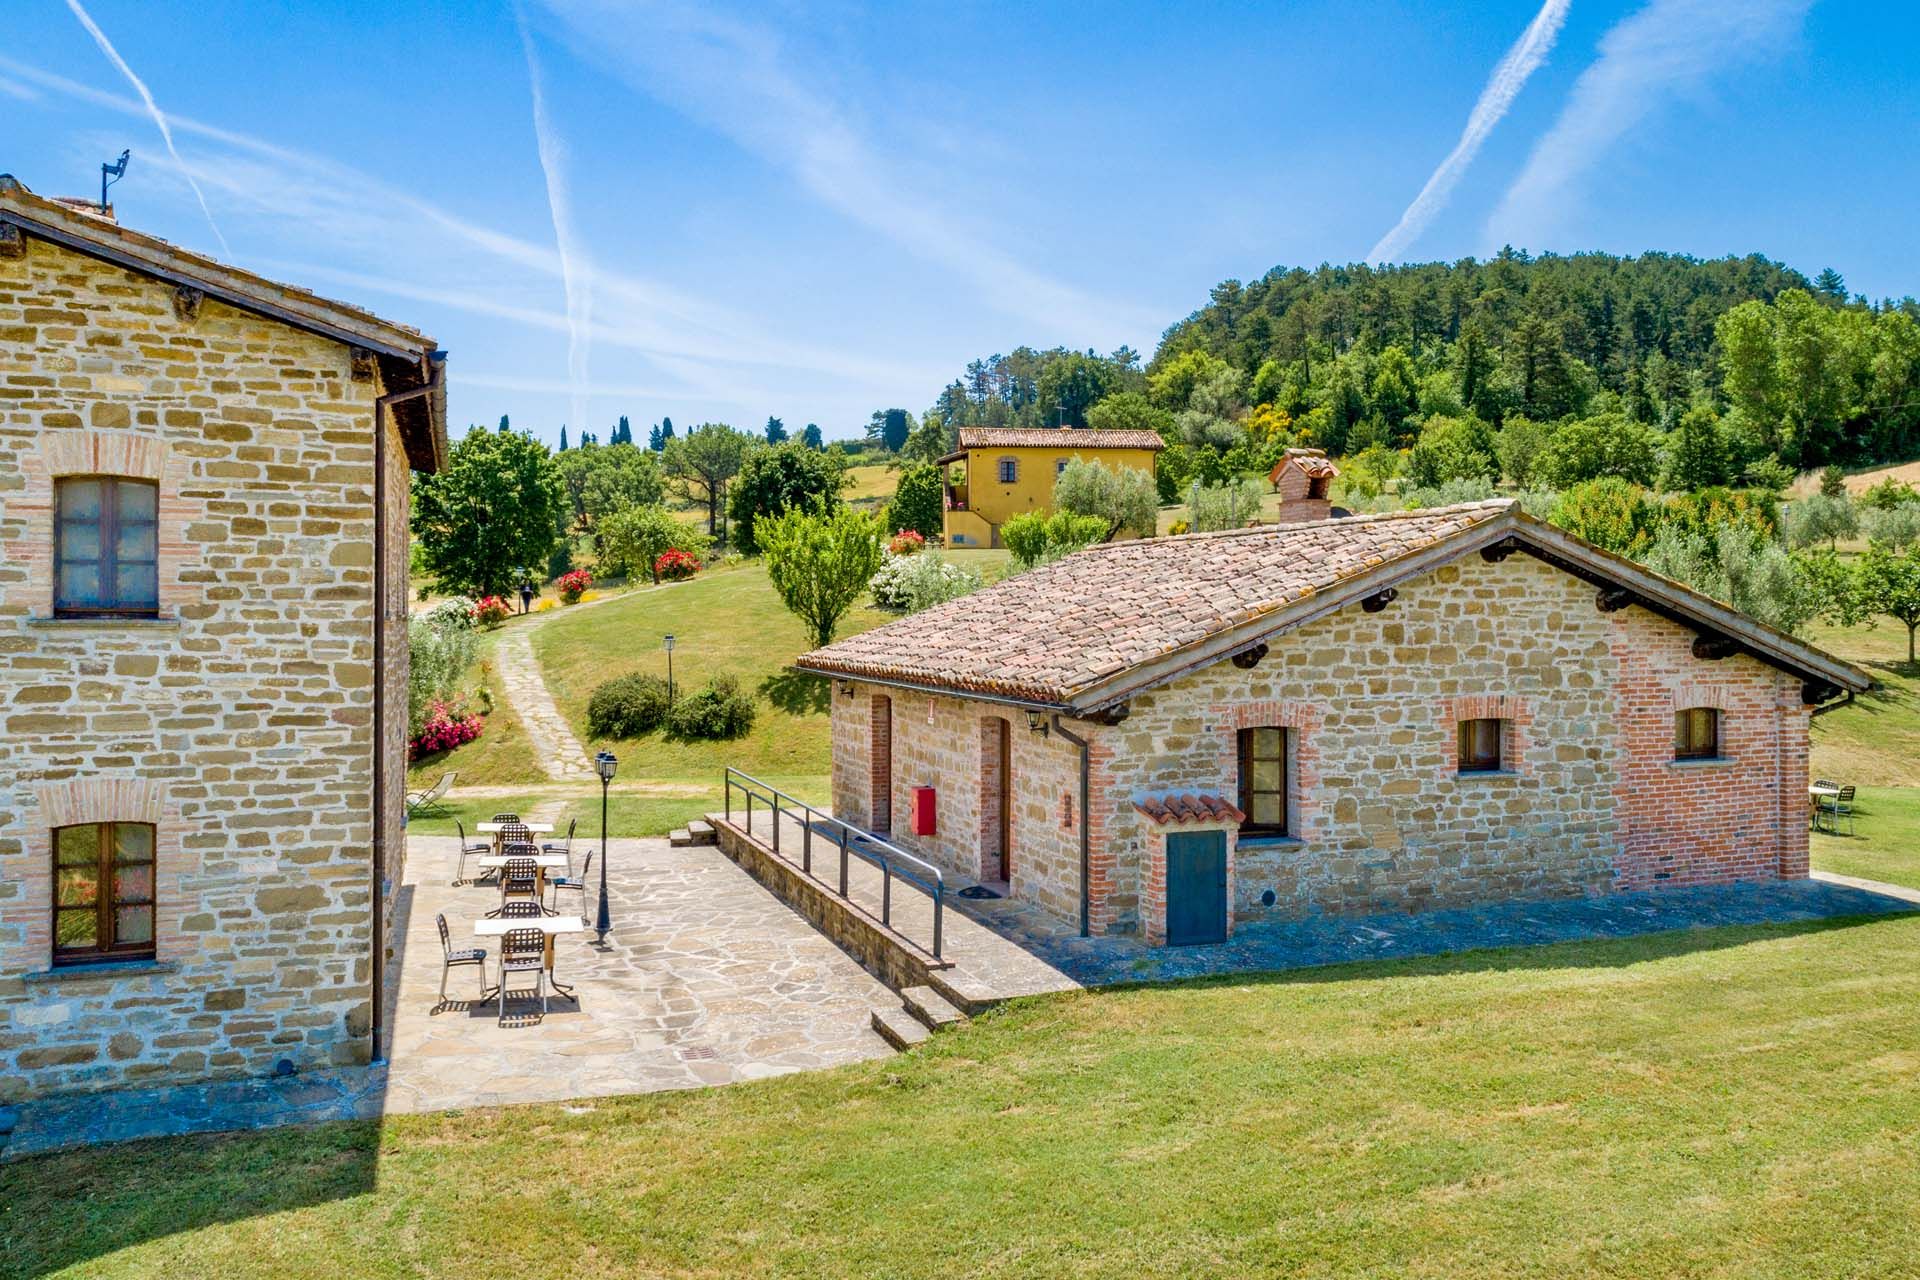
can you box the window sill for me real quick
[1668,757,1737,769]
[1456,768,1523,780]
[25,615,179,631]
[23,959,177,985]
[1235,835,1303,851]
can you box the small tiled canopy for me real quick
[1132,793,1246,826]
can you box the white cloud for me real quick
[0,54,937,398]
[514,4,595,436]
[1485,0,1811,252]
[532,0,1164,343]
[61,0,230,258]
[1367,0,1571,265]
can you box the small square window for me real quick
[55,476,159,616]
[1457,718,1503,773]
[1674,707,1720,760]
[52,821,156,966]
[997,457,1018,484]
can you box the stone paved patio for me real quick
[383,834,895,1113]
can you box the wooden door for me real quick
[995,717,1012,881]
[1165,830,1227,946]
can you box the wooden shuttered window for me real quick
[53,822,157,965]
[55,477,159,616]
[1237,726,1289,837]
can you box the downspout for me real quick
[1051,715,1091,938]
[369,354,444,1062]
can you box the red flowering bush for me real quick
[471,595,511,628]
[408,698,483,760]
[557,569,593,604]
[655,549,700,582]
[887,529,926,556]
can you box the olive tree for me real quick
[758,503,885,648]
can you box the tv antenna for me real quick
[100,149,129,213]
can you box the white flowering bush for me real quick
[407,598,478,737]
[868,551,982,614]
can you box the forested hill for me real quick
[1153,250,1819,392]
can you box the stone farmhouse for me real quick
[0,177,446,1103]
[798,500,1870,946]
[939,427,1162,548]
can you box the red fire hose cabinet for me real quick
[911,786,937,836]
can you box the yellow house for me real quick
[938,428,1165,548]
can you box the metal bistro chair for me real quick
[435,913,488,1005]
[453,819,495,885]
[548,850,592,918]
[495,854,542,916]
[1824,785,1857,837]
[497,926,548,1024]
[543,818,579,876]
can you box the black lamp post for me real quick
[594,750,617,942]
[663,633,676,705]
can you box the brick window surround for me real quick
[4,777,186,973]
[1441,694,1535,777]
[1210,700,1323,841]
[14,431,192,620]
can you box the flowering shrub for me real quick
[655,548,700,582]
[471,595,512,628]
[408,698,483,760]
[887,529,926,556]
[557,568,593,604]
[868,550,982,613]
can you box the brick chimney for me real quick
[1266,448,1339,523]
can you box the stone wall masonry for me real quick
[0,236,401,1101]
[829,683,1088,932]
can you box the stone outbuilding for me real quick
[0,176,446,1103]
[797,500,1870,946]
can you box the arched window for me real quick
[1674,707,1721,760]
[55,476,159,616]
[53,821,156,965]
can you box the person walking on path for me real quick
[518,574,536,615]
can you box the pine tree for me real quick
[1814,268,1847,304]
[764,416,789,444]
[801,423,823,450]
[498,414,511,431]
[647,422,664,451]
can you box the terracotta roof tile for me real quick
[798,500,1517,704]
[957,427,1166,452]
[1132,793,1246,825]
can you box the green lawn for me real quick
[11,913,1920,1278]
[1810,785,1920,891]
[1807,617,1920,788]
[404,628,547,792]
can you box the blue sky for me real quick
[5,0,1916,445]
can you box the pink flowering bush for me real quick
[654,548,700,582]
[887,529,927,556]
[408,698,483,760]
[557,569,593,604]
[471,595,511,628]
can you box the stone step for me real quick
[900,984,967,1032]
[684,819,718,845]
[925,969,1001,1018]
[869,1005,931,1051]
[668,829,693,847]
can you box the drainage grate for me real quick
[677,1044,717,1061]
[958,885,1002,900]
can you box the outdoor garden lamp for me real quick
[595,751,617,943]
[663,633,676,704]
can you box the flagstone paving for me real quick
[493,625,595,781]
[383,834,895,1114]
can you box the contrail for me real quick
[1485,0,1810,252]
[1366,0,1571,265]
[515,5,593,441]
[62,0,230,258]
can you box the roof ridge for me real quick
[1078,497,1518,553]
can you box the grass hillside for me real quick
[11,913,1920,1278]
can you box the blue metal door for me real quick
[1165,830,1227,946]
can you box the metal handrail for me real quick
[722,766,944,959]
